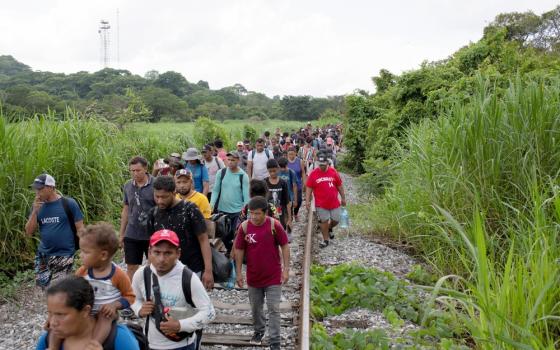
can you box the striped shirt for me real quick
[76,263,135,312]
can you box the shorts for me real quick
[316,207,341,223]
[123,237,149,265]
[34,253,74,288]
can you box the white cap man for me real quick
[25,173,85,288]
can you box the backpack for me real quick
[251,149,271,160]
[60,196,79,250]
[143,266,195,342]
[213,168,244,213]
[45,321,148,350]
[240,217,277,237]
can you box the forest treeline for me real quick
[342,6,560,348]
[344,6,560,180]
[0,56,344,123]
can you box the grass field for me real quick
[0,115,315,275]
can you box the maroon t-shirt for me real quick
[235,217,289,288]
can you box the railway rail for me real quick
[203,206,315,349]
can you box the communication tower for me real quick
[98,20,111,68]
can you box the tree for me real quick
[112,89,151,129]
[281,95,312,120]
[372,69,396,93]
[154,71,191,97]
[196,80,209,89]
[140,86,189,122]
[144,70,159,81]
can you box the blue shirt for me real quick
[186,163,209,193]
[35,197,83,256]
[278,169,297,201]
[36,324,140,350]
[210,168,250,213]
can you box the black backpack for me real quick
[45,321,148,350]
[143,266,195,342]
[60,196,79,250]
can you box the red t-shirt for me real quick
[306,167,342,209]
[234,217,289,288]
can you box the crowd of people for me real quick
[25,122,345,350]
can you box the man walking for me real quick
[202,144,225,202]
[305,153,346,248]
[119,156,156,282]
[247,138,273,180]
[210,151,250,254]
[132,229,215,350]
[25,173,84,288]
[235,196,290,350]
[147,176,213,290]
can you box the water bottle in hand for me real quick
[339,207,349,229]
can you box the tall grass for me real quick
[1,112,310,274]
[368,76,560,347]
[0,110,190,274]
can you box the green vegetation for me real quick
[0,113,305,276]
[340,6,560,349]
[0,56,345,123]
[310,264,468,349]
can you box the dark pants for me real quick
[219,211,240,253]
[293,187,303,216]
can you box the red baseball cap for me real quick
[150,229,180,247]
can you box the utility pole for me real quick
[116,9,120,68]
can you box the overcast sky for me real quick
[2,1,557,97]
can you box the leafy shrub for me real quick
[192,116,231,149]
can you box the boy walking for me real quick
[235,196,290,350]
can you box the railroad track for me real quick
[203,206,315,349]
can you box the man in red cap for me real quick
[131,229,215,350]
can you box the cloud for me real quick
[1,0,558,96]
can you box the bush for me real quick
[192,116,231,149]
[369,77,560,348]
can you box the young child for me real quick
[277,157,298,236]
[235,196,290,350]
[264,159,290,231]
[48,222,135,349]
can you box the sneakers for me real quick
[287,232,293,243]
[319,240,329,248]
[270,344,281,350]
[250,331,265,345]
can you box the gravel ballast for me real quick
[0,172,423,349]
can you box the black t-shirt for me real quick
[265,177,289,217]
[147,200,207,272]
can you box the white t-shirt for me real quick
[248,150,273,180]
[131,262,216,349]
[204,157,225,192]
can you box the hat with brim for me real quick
[182,148,201,161]
[150,229,180,247]
[31,174,56,190]
[317,154,329,165]
[227,151,241,159]
[174,168,192,179]
[169,152,181,159]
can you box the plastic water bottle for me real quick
[339,207,349,229]
[224,261,236,289]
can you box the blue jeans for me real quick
[248,284,282,346]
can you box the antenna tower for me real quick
[98,20,111,68]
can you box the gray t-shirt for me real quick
[123,176,155,240]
